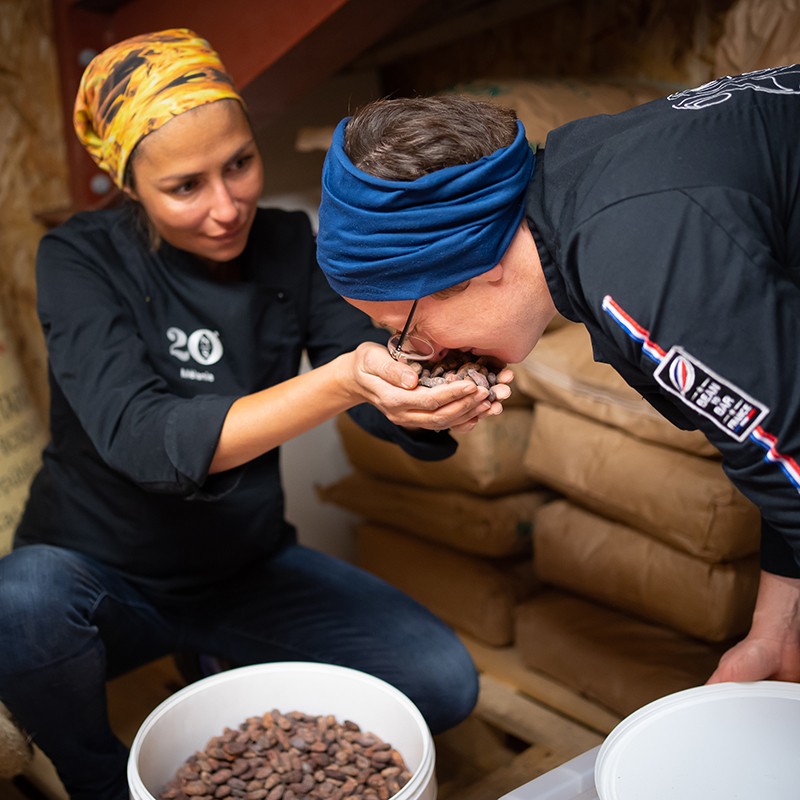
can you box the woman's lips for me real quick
[210,225,243,241]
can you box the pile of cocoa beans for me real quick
[159,709,412,800]
[411,349,505,401]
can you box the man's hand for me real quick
[708,571,800,684]
[449,366,514,432]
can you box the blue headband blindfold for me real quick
[317,117,535,301]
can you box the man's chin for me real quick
[471,347,510,363]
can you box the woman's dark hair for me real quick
[344,95,519,181]
[123,142,162,250]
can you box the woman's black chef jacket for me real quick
[526,65,800,577]
[16,206,454,602]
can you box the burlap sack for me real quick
[446,79,665,148]
[534,500,759,642]
[714,0,800,75]
[357,523,539,647]
[515,590,728,719]
[0,314,43,778]
[0,702,31,779]
[514,322,716,456]
[0,315,47,556]
[306,79,668,157]
[317,471,553,557]
[336,408,536,496]
[524,403,760,561]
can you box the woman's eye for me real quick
[170,180,197,196]
[230,154,254,172]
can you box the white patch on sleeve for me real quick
[653,346,768,441]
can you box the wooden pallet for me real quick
[462,635,622,736]
[435,635,622,799]
[7,643,620,800]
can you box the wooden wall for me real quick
[364,0,738,98]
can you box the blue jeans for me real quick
[0,543,478,800]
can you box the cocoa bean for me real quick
[158,710,412,800]
[415,349,506,398]
[211,769,233,785]
[183,780,210,796]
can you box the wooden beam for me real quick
[435,715,521,774]
[461,634,622,735]
[476,674,604,756]
[452,744,575,800]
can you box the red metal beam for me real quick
[109,0,353,89]
[238,0,429,132]
[51,1,120,212]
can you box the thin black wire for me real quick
[391,298,418,360]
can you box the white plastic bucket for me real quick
[594,680,800,800]
[128,662,436,800]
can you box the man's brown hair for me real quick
[344,95,519,181]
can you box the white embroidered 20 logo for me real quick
[167,327,224,366]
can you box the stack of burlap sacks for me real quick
[322,316,761,719]
[0,312,48,777]
[320,397,551,648]
[319,73,768,719]
[510,321,760,716]
[0,0,67,779]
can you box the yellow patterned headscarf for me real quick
[74,28,244,189]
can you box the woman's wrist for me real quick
[326,350,364,408]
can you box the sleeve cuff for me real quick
[346,403,457,461]
[760,519,800,577]
[165,395,243,498]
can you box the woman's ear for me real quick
[122,185,139,202]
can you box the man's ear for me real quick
[476,263,505,285]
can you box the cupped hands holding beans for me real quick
[343,342,513,433]
[211,341,513,474]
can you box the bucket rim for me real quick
[127,661,435,800]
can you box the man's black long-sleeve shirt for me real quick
[527,65,800,576]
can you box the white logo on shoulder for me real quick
[167,327,223,382]
[668,64,800,110]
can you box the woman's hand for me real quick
[707,571,800,684]
[210,343,513,474]
[347,342,513,432]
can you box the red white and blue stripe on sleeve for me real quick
[602,294,800,493]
